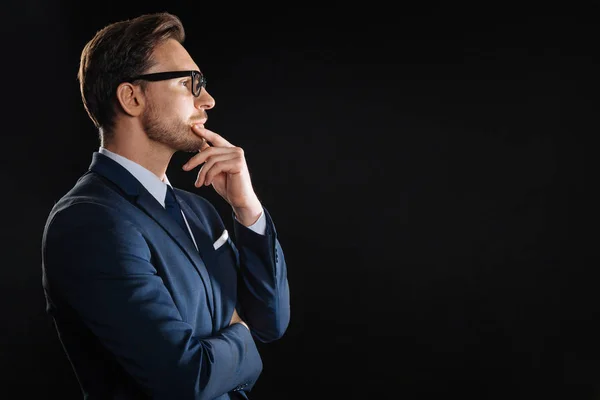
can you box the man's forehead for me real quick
[149,39,200,72]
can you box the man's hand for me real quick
[229,308,249,331]
[182,125,263,227]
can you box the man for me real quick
[40,12,290,400]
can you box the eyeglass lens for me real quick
[193,73,205,96]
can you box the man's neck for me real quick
[102,141,173,182]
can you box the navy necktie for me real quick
[164,185,193,242]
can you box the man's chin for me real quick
[178,140,206,153]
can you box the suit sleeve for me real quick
[232,207,291,343]
[43,202,261,400]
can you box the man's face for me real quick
[141,39,215,153]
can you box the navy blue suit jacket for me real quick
[41,152,290,399]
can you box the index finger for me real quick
[199,137,210,152]
[193,125,234,148]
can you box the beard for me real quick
[142,102,205,153]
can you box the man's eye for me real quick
[181,80,190,87]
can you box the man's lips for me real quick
[191,119,207,126]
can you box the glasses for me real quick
[127,70,206,97]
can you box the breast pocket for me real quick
[212,229,229,251]
[211,230,239,271]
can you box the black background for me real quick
[1,1,598,399]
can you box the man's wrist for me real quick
[233,201,263,227]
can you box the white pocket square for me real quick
[213,229,229,250]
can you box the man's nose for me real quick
[195,88,215,110]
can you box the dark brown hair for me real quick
[78,12,185,141]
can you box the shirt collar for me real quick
[98,147,170,207]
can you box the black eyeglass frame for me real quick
[127,70,206,97]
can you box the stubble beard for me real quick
[142,103,204,153]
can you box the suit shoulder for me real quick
[43,180,138,242]
[43,200,135,243]
[47,172,132,221]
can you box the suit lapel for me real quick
[135,192,216,316]
[88,152,216,319]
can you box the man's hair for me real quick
[77,12,185,141]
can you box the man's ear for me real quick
[116,82,145,117]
